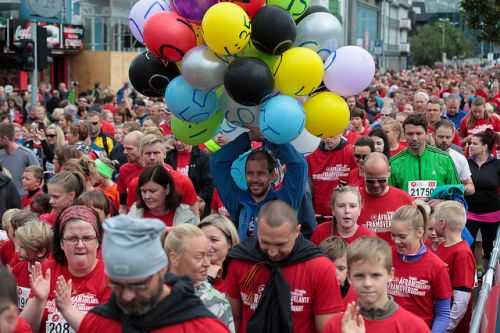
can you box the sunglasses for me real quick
[354,154,368,160]
[46,134,56,138]
[91,122,99,126]
[365,178,388,184]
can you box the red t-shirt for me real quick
[225,256,343,333]
[310,222,376,246]
[11,261,37,310]
[345,127,370,145]
[78,312,230,333]
[390,142,408,157]
[38,259,111,333]
[159,121,172,136]
[176,151,191,176]
[102,183,120,212]
[143,210,176,227]
[21,189,43,208]
[307,144,357,216]
[434,241,475,290]
[358,186,414,244]
[15,317,33,333]
[100,120,115,138]
[388,250,452,327]
[323,306,431,333]
[459,115,500,138]
[126,164,198,208]
[342,285,357,309]
[40,210,59,225]
[0,240,18,267]
[209,189,229,217]
[346,167,364,188]
[117,162,142,198]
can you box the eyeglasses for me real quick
[62,235,97,245]
[46,134,56,138]
[365,178,388,184]
[354,154,368,160]
[109,274,155,292]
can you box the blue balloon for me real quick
[164,76,218,123]
[259,95,305,144]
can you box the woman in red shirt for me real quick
[21,205,111,333]
[459,96,500,140]
[128,165,198,226]
[311,186,376,245]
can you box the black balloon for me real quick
[295,5,330,23]
[251,5,296,55]
[128,51,180,97]
[224,57,274,106]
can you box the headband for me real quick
[59,205,99,235]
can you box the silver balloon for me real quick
[180,45,229,90]
[294,12,344,61]
[220,91,260,129]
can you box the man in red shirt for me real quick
[125,134,198,214]
[77,215,229,333]
[117,131,144,214]
[358,152,413,244]
[306,135,357,218]
[432,201,475,333]
[225,200,343,333]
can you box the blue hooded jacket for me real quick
[209,133,308,240]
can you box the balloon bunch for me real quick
[127,0,376,151]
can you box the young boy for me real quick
[323,237,430,333]
[0,209,21,267]
[345,108,370,145]
[21,166,44,208]
[11,219,53,310]
[319,236,357,307]
[431,201,476,333]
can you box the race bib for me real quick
[46,312,75,333]
[408,180,437,200]
[17,287,30,310]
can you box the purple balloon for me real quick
[172,0,218,22]
[323,46,375,97]
[129,0,170,43]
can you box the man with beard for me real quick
[389,113,460,202]
[76,215,230,332]
[357,152,413,244]
[210,132,307,240]
[225,200,342,333]
[434,120,475,195]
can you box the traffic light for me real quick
[12,39,35,72]
[37,27,49,69]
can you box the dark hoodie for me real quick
[0,174,21,219]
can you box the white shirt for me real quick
[448,148,472,181]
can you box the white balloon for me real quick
[291,128,321,156]
[219,119,249,143]
[220,92,260,128]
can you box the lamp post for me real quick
[438,18,449,64]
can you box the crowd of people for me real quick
[0,64,498,333]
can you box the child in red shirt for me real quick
[311,186,376,245]
[21,166,44,208]
[93,158,119,212]
[318,236,357,309]
[11,220,52,311]
[345,109,370,145]
[323,237,430,333]
[0,267,33,333]
[389,204,452,331]
[432,201,476,333]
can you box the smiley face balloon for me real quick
[267,0,310,20]
[202,2,251,56]
[171,111,224,145]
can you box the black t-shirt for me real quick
[467,157,500,213]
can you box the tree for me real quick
[409,22,473,66]
[461,0,500,43]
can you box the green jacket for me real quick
[389,145,460,198]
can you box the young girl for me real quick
[77,190,112,222]
[319,236,357,308]
[311,186,376,245]
[389,204,452,332]
[11,220,53,311]
[21,166,44,208]
[42,171,86,225]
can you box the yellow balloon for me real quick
[202,3,251,56]
[273,47,324,96]
[304,92,350,138]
